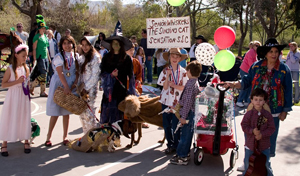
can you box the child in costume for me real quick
[241,88,275,176]
[30,15,50,97]
[157,48,188,154]
[0,44,31,157]
[78,37,101,134]
[170,61,201,165]
[45,35,79,146]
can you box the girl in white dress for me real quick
[0,44,31,157]
[78,37,101,134]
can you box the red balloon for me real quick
[214,26,236,49]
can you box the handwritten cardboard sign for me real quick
[146,16,190,48]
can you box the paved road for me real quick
[0,87,299,176]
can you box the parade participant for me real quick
[189,35,207,62]
[224,38,292,159]
[94,32,106,52]
[157,48,188,154]
[155,48,167,90]
[30,15,50,97]
[15,22,29,44]
[285,42,300,104]
[28,22,38,67]
[140,29,155,84]
[0,44,31,157]
[45,35,79,146]
[135,47,146,82]
[126,43,142,95]
[100,35,135,124]
[65,29,71,37]
[78,37,101,134]
[49,25,61,43]
[130,35,138,56]
[47,29,59,83]
[237,41,261,108]
[170,61,201,165]
[241,88,275,176]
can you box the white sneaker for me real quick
[236,102,244,108]
[144,80,148,84]
[244,102,249,107]
[237,163,245,172]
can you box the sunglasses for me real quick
[255,45,260,47]
[17,26,22,28]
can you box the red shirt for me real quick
[241,108,275,151]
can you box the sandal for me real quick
[24,143,31,154]
[1,146,8,157]
[63,139,70,146]
[44,140,52,147]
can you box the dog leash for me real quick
[142,85,158,96]
[86,103,100,123]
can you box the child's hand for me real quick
[253,128,260,135]
[255,133,262,140]
[179,118,187,125]
[111,69,118,77]
[169,81,175,88]
[64,86,71,95]
[17,76,25,83]
[167,69,172,77]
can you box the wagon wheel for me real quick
[194,148,204,165]
[230,149,238,168]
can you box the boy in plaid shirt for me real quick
[241,88,275,176]
[170,61,201,165]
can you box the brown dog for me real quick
[118,95,165,145]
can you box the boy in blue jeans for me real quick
[170,61,201,165]
[241,88,275,176]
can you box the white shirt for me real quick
[15,31,29,44]
[157,65,188,107]
[53,30,61,43]
[48,39,55,58]
[156,52,167,67]
[189,43,197,58]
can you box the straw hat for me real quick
[162,48,188,62]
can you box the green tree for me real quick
[11,0,43,30]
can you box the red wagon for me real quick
[193,84,239,167]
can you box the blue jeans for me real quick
[291,71,299,102]
[162,104,180,149]
[270,117,279,157]
[145,57,153,83]
[176,111,194,158]
[237,69,251,103]
[243,148,273,176]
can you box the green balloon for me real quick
[214,50,235,71]
[167,0,186,6]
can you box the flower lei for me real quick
[255,65,278,110]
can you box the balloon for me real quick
[214,26,236,49]
[214,50,235,71]
[167,0,186,6]
[195,43,216,66]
